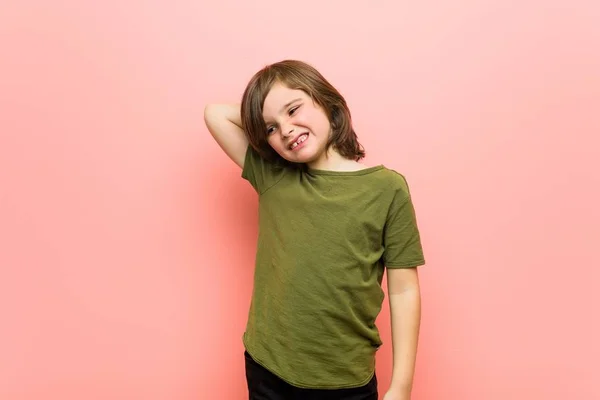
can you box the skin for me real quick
[384,268,421,400]
[261,82,369,171]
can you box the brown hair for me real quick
[240,60,366,164]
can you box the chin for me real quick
[276,145,322,164]
[290,151,318,164]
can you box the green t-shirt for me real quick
[241,145,425,389]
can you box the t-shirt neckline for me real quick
[306,165,385,176]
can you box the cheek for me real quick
[314,113,331,134]
[267,136,285,153]
[300,109,330,132]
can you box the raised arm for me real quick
[204,104,249,169]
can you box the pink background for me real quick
[1,1,599,399]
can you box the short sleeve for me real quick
[241,144,287,195]
[382,180,426,268]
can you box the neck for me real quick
[307,149,367,172]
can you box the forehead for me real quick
[262,83,308,118]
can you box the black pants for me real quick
[244,351,378,400]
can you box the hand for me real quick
[382,386,411,400]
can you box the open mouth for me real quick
[289,133,309,150]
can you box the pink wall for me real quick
[1,1,599,399]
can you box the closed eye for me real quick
[288,105,300,116]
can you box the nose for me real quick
[281,125,294,137]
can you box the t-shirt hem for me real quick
[385,259,426,268]
[243,336,375,390]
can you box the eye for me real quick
[288,105,300,116]
[266,125,276,135]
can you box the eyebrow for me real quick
[279,98,302,114]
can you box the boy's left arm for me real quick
[383,267,421,400]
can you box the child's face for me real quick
[262,82,332,165]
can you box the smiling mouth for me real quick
[289,133,309,150]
